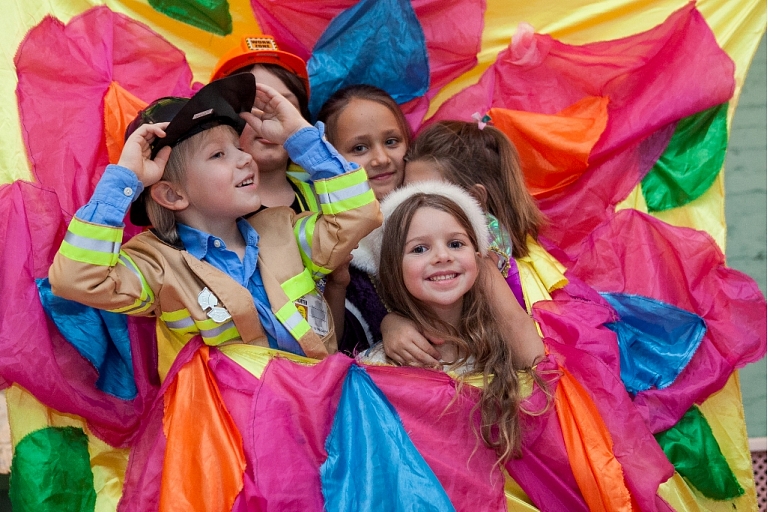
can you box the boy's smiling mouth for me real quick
[236,177,254,188]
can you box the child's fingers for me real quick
[137,122,168,139]
[240,111,264,130]
[153,146,172,169]
[403,345,441,367]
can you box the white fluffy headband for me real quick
[353,180,490,275]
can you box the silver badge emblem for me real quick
[197,287,232,323]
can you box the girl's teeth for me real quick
[429,274,456,281]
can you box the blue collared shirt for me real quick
[75,121,352,356]
[176,220,302,353]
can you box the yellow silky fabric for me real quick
[517,237,569,313]
[5,385,129,512]
[219,343,319,379]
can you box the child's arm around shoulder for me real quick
[242,84,382,277]
[49,123,172,315]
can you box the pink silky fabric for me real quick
[428,4,735,257]
[0,181,157,447]
[15,6,196,226]
[570,209,767,432]
[366,365,507,511]
[216,352,352,511]
[536,296,675,511]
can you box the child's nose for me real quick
[239,149,253,167]
[369,145,390,167]
[433,245,453,263]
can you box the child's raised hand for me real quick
[241,83,311,145]
[118,122,172,187]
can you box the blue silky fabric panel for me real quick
[37,278,137,399]
[601,292,706,395]
[320,365,454,511]
[307,0,429,117]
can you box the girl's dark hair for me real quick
[407,121,545,258]
[378,193,524,461]
[229,63,311,121]
[316,84,411,147]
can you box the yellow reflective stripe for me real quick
[287,170,320,213]
[314,168,374,215]
[59,217,123,267]
[319,188,376,215]
[59,240,119,266]
[296,180,319,212]
[276,302,312,339]
[106,252,154,314]
[281,268,316,302]
[195,317,240,344]
[293,214,331,278]
[59,219,123,265]
[68,217,124,244]
[159,309,242,345]
[314,167,368,195]
[160,309,196,333]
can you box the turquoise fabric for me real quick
[320,365,455,511]
[308,0,429,117]
[37,278,137,399]
[602,292,706,395]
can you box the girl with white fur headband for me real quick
[358,181,549,461]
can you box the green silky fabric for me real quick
[10,426,96,512]
[654,405,744,500]
[148,0,232,36]
[642,102,728,211]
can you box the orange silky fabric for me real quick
[554,365,635,512]
[159,346,246,511]
[489,96,608,198]
[104,82,147,165]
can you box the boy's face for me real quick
[179,125,261,229]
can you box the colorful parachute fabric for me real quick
[0,0,766,511]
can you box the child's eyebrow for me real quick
[404,235,428,246]
[346,134,370,144]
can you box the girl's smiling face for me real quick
[332,98,406,200]
[401,207,479,324]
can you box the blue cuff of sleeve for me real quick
[284,121,358,180]
[75,164,143,225]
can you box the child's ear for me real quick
[468,184,488,210]
[150,181,188,211]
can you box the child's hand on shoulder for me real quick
[241,83,311,145]
[118,122,172,187]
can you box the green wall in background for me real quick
[725,35,766,439]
